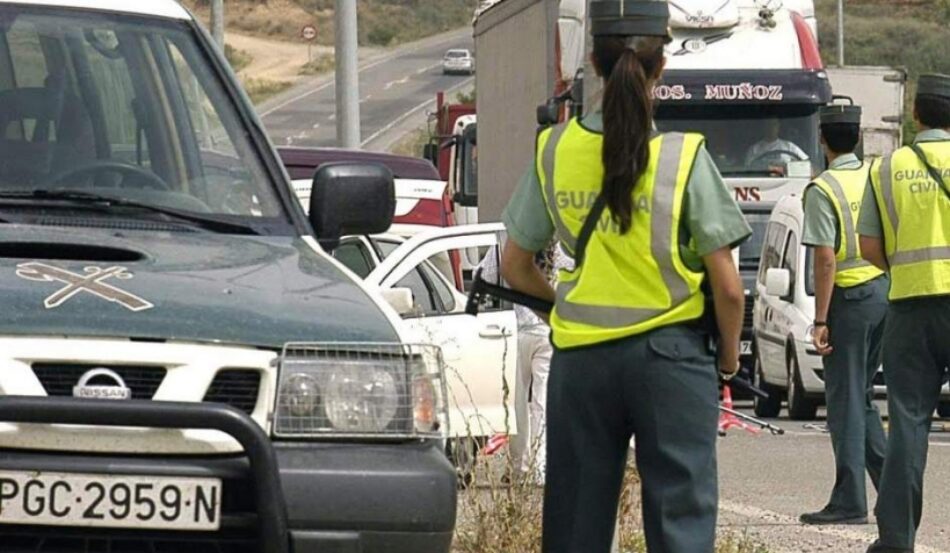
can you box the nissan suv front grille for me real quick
[32,364,166,400]
[203,370,262,415]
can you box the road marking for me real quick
[360,94,373,103]
[383,76,411,90]
[415,62,442,75]
[328,114,336,121]
[360,77,473,148]
[720,501,949,553]
[260,30,470,117]
[311,123,321,130]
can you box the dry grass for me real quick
[241,77,293,104]
[389,126,431,157]
[298,53,336,76]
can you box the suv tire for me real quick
[938,401,950,419]
[753,353,782,418]
[446,437,477,489]
[787,347,818,421]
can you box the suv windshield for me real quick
[656,104,822,177]
[0,7,287,230]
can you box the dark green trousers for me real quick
[875,295,950,549]
[542,325,719,553]
[823,276,888,515]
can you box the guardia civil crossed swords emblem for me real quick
[15,262,154,312]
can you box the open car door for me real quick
[367,223,517,439]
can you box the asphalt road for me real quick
[258,28,475,151]
[720,403,950,553]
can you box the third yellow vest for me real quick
[869,140,950,300]
[536,119,706,349]
[808,163,884,287]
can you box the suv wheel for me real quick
[938,401,950,419]
[753,353,782,418]
[787,347,818,421]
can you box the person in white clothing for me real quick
[477,241,571,484]
[745,117,809,167]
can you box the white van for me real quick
[752,195,950,420]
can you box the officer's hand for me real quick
[812,325,833,356]
[718,351,740,379]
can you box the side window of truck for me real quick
[334,241,375,279]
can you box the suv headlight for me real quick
[274,343,447,438]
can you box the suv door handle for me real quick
[479,324,512,339]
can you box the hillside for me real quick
[184,0,476,47]
[814,0,950,139]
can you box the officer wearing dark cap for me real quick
[499,1,750,552]
[858,73,950,553]
[799,99,888,526]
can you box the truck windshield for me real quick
[656,104,823,177]
[0,7,287,229]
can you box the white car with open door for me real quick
[332,224,518,478]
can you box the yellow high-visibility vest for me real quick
[536,118,706,349]
[808,163,884,287]
[869,140,950,300]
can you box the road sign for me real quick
[301,25,317,42]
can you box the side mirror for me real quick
[309,162,395,252]
[381,287,415,316]
[765,268,791,298]
[423,143,439,167]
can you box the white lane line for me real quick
[260,30,469,117]
[360,94,373,103]
[328,113,336,121]
[415,62,442,75]
[720,501,949,553]
[383,76,411,90]
[311,123,321,130]
[360,77,473,148]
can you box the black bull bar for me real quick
[0,397,290,553]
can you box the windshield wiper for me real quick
[0,190,259,235]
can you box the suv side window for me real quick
[419,261,456,312]
[782,230,798,297]
[395,267,440,316]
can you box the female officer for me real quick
[499,1,750,552]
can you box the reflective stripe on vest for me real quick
[536,120,706,348]
[870,141,950,300]
[809,166,883,287]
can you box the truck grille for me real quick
[203,370,262,415]
[32,364,166,400]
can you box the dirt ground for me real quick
[226,33,381,84]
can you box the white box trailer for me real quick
[825,65,907,158]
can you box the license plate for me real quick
[0,471,221,531]
[740,341,753,355]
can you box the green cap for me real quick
[589,0,671,38]
[820,104,862,126]
[917,73,950,100]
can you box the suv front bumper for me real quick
[0,398,456,553]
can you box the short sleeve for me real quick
[502,163,556,252]
[686,145,753,256]
[857,178,884,238]
[801,186,838,248]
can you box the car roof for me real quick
[0,0,191,20]
[446,49,470,54]
[277,147,441,181]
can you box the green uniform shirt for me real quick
[502,113,752,272]
[857,129,950,238]
[802,154,864,249]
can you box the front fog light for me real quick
[324,366,398,432]
[285,373,320,417]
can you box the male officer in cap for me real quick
[799,101,888,526]
[858,73,950,553]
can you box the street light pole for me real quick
[211,0,224,49]
[837,0,845,66]
[335,0,361,148]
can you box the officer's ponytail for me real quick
[594,36,666,234]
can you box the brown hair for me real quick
[593,35,666,234]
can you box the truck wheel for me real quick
[753,354,782,418]
[446,437,477,489]
[938,401,950,419]
[787,348,818,421]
